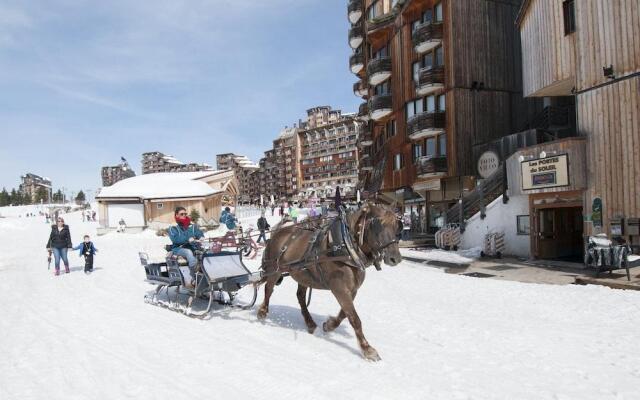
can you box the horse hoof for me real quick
[307,324,317,334]
[363,347,381,362]
[322,321,330,332]
[257,308,268,320]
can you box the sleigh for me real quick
[139,248,261,318]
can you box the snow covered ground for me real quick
[1,206,639,400]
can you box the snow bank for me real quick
[401,247,481,265]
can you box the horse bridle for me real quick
[355,211,399,266]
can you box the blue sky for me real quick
[0,0,359,195]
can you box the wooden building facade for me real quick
[349,0,538,231]
[518,0,640,251]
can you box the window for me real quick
[435,46,444,66]
[156,203,163,210]
[423,9,433,24]
[406,102,415,121]
[426,95,436,112]
[374,80,391,95]
[438,94,446,111]
[435,2,443,22]
[422,52,433,70]
[426,137,436,157]
[439,135,447,156]
[387,119,396,137]
[517,215,530,235]
[394,153,404,170]
[412,144,423,161]
[562,0,576,35]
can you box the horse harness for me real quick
[263,210,394,279]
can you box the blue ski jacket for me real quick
[73,242,98,257]
[168,224,204,249]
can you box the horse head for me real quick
[351,202,402,268]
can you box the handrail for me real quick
[445,165,505,226]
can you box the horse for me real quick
[256,202,402,361]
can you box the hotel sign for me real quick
[477,151,500,179]
[521,154,569,190]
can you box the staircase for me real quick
[445,165,506,229]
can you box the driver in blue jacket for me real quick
[169,207,204,281]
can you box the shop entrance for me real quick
[532,205,583,261]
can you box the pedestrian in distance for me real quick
[289,205,299,224]
[92,211,96,221]
[270,204,275,216]
[46,217,73,275]
[116,218,127,233]
[219,206,237,231]
[256,211,270,245]
[73,235,98,274]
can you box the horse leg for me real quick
[324,289,356,332]
[296,284,317,334]
[331,287,380,361]
[257,273,280,320]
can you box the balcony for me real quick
[349,24,364,49]
[358,102,370,120]
[367,11,395,33]
[369,93,393,121]
[359,131,373,146]
[416,156,447,178]
[353,80,368,98]
[412,22,443,54]
[367,57,392,85]
[361,158,373,171]
[348,0,363,24]
[416,66,445,96]
[349,52,365,74]
[407,111,446,140]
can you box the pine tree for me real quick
[0,188,9,207]
[189,209,201,224]
[52,189,64,203]
[9,189,18,205]
[35,187,48,204]
[75,190,86,204]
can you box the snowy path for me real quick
[1,209,639,400]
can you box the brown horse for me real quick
[256,202,402,361]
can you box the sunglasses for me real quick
[177,213,187,216]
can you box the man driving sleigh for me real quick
[168,206,204,285]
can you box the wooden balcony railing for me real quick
[369,93,392,114]
[412,22,443,51]
[416,155,447,176]
[407,111,446,138]
[350,52,365,73]
[367,56,392,78]
[417,66,445,91]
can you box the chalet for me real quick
[95,170,238,234]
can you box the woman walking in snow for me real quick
[46,217,73,275]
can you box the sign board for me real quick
[521,154,569,190]
[477,151,500,179]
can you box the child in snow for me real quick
[73,235,98,273]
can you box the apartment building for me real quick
[101,158,136,187]
[299,107,360,199]
[19,173,52,203]
[141,151,212,175]
[215,153,260,203]
[348,0,538,231]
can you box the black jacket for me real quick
[257,217,270,231]
[46,225,72,249]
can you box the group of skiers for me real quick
[46,216,97,276]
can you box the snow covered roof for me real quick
[96,171,223,200]
[278,126,297,139]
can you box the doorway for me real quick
[533,206,583,261]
